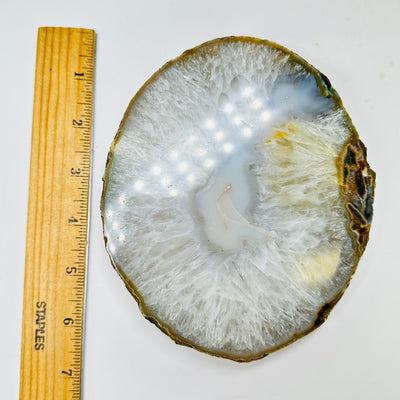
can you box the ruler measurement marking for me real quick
[65,29,86,398]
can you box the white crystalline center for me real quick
[102,39,355,359]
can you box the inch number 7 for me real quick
[62,369,72,376]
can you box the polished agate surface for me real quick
[101,37,375,361]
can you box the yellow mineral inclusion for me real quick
[296,244,342,285]
[266,129,288,143]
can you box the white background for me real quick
[1,0,399,399]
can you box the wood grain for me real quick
[20,27,95,400]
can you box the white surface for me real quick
[0,0,399,398]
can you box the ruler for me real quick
[19,27,95,400]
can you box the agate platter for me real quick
[101,37,375,361]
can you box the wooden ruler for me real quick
[20,27,95,400]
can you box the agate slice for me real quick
[101,37,375,362]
